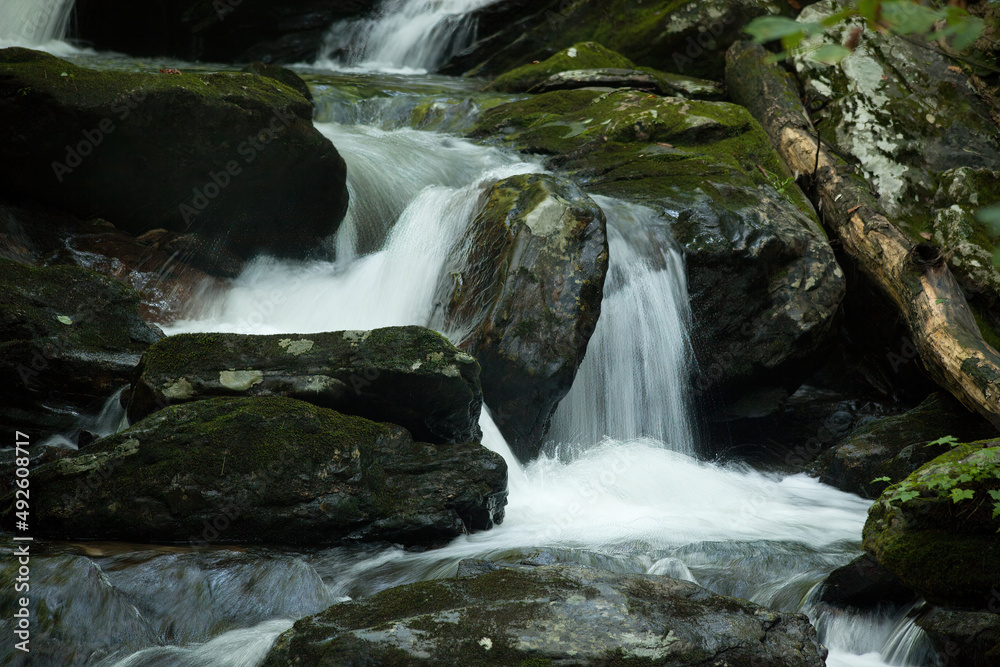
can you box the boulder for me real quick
[0,257,163,434]
[0,48,348,262]
[818,553,915,609]
[916,607,1000,667]
[4,396,507,545]
[816,392,997,498]
[263,562,827,666]
[128,326,483,445]
[468,89,845,420]
[432,173,608,462]
[241,61,312,101]
[863,440,1000,609]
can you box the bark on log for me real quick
[725,40,1000,430]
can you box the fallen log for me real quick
[725,40,1000,430]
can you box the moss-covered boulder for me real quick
[469,89,845,417]
[128,326,483,445]
[0,48,348,262]
[262,562,827,666]
[816,392,997,498]
[862,440,1000,608]
[489,42,724,99]
[4,396,507,545]
[445,0,786,81]
[0,257,163,434]
[432,173,608,462]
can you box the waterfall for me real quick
[0,0,75,48]
[316,0,500,72]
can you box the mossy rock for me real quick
[0,257,162,434]
[262,562,827,666]
[2,396,507,545]
[489,42,636,92]
[816,392,998,498]
[432,173,608,462]
[128,326,484,445]
[0,47,348,261]
[863,440,1000,608]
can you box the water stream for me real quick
[1,1,939,665]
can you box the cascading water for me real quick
[316,0,499,72]
[0,0,75,51]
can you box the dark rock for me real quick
[0,257,162,434]
[262,562,827,666]
[819,553,916,609]
[816,392,997,498]
[4,396,507,545]
[916,606,1000,667]
[0,48,348,262]
[241,61,312,101]
[863,440,1000,609]
[128,326,483,445]
[468,89,844,423]
[433,173,608,462]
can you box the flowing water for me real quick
[0,0,78,55]
[1,1,940,665]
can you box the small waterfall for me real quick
[317,0,499,72]
[0,0,75,48]
[547,196,695,455]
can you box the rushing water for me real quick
[1,1,940,665]
[0,0,77,54]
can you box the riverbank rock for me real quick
[468,89,845,420]
[916,607,1000,667]
[819,553,915,609]
[0,48,348,262]
[433,173,607,462]
[262,561,827,666]
[128,326,483,445]
[863,440,1000,609]
[816,392,997,498]
[7,396,507,545]
[0,257,162,434]
[444,0,787,80]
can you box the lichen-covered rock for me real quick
[863,440,1000,608]
[432,173,608,462]
[0,257,162,434]
[262,562,827,666]
[816,392,997,498]
[3,396,507,545]
[128,326,483,445]
[916,606,1000,667]
[0,48,348,261]
[469,89,845,418]
[792,0,1000,224]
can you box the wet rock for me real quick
[819,553,916,609]
[916,606,1000,667]
[816,392,997,498]
[241,61,312,101]
[469,89,845,419]
[262,561,827,666]
[863,440,1000,609]
[128,326,483,445]
[433,173,608,462]
[0,257,163,434]
[0,48,348,262]
[5,396,507,545]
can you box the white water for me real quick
[316,0,499,72]
[0,0,80,55]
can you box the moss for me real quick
[317,579,463,631]
[490,42,637,92]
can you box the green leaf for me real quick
[977,204,1000,232]
[810,44,852,65]
[56,315,73,325]
[957,473,973,484]
[882,1,942,36]
[951,488,975,503]
[899,490,920,503]
[872,476,891,483]
[988,490,1000,501]
[927,435,959,447]
[745,16,814,43]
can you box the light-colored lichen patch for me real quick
[162,377,195,400]
[278,338,314,355]
[440,365,461,378]
[219,370,264,391]
[343,330,370,343]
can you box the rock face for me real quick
[128,326,483,445]
[819,553,915,609]
[863,441,1000,609]
[433,174,608,462]
[0,48,348,262]
[263,562,827,666]
[469,89,845,419]
[8,396,507,545]
[916,607,1000,667]
[0,257,162,434]
[817,392,997,498]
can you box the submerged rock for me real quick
[469,89,845,418]
[863,440,1000,609]
[433,173,608,462]
[128,326,483,445]
[0,257,162,434]
[263,561,827,666]
[0,48,348,262]
[6,396,507,545]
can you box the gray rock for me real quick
[916,606,1000,667]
